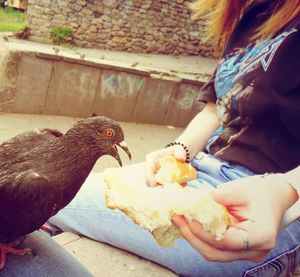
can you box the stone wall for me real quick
[26,0,213,57]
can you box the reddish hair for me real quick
[190,0,300,56]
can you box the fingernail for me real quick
[183,215,191,224]
[147,180,157,187]
[176,157,185,163]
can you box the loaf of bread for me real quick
[104,160,231,248]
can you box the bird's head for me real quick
[65,116,131,166]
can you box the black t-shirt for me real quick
[198,1,300,174]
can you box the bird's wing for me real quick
[0,169,52,210]
[0,129,63,148]
[36,128,64,138]
[0,129,63,161]
[0,170,57,241]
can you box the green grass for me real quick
[0,7,27,32]
[51,26,73,44]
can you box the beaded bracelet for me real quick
[165,142,191,163]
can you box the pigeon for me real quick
[0,115,131,270]
[131,62,138,67]
[14,27,30,40]
[53,47,59,54]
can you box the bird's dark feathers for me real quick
[0,116,130,243]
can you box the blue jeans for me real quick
[1,231,93,277]
[49,153,300,277]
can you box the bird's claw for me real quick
[0,240,32,270]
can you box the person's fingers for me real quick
[172,145,187,162]
[144,148,171,186]
[173,216,249,251]
[144,151,160,186]
[185,219,252,250]
[211,185,251,222]
[173,215,276,252]
[144,160,157,186]
[212,184,249,206]
[223,221,276,251]
[172,215,269,262]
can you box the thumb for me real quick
[212,185,248,207]
[173,145,187,162]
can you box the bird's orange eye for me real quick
[105,129,114,138]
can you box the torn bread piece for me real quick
[154,155,197,185]
[104,168,231,248]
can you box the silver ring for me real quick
[241,230,250,251]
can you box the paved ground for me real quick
[0,112,183,276]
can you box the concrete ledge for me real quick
[0,40,216,127]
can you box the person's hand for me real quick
[172,174,298,262]
[144,145,187,186]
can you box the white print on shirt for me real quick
[233,28,297,82]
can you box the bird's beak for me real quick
[113,141,131,166]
